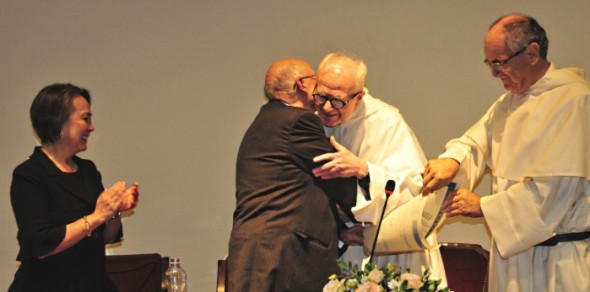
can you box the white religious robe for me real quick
[325,90,447,285]
[440,65,590,292]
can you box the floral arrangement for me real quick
[323,260,449,292]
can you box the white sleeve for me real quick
[352,115,426,224]
[439,105,494,191]
[481,176,587,258]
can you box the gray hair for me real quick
[318,52,367,91]
[491,13,549,59]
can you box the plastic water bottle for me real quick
[164,257,187,292]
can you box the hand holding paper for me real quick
[443,188,483,218]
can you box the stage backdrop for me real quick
[2,1,589,289]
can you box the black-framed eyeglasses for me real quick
[313,91,361,109]
[483,44,528,69]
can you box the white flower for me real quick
[361,275,369,283]
[356,281,382,292]
[323,279,346,292]
[326,260,448,292]
[401,272,423,290]
[387,279,400,290]
[367,269,385,283]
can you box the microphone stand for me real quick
[369,180,395,265]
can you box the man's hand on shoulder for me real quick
[312,136,368,179]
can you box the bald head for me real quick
[264,58,314,98]
[486,13,549,59]
[483,13,550,94]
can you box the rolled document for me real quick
[363,183,455,255]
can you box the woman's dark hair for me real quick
[30,83,91,143]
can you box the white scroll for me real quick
[363,183,455,255]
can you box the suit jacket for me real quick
[228,101,357,292]
[9,147,119,292]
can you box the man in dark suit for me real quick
[227,59,358,291]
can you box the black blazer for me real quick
[9,147,118,292]
[228,101,357,292]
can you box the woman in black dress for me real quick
[9,83,139,291]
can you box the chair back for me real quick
[216,258,228,292]
[440,242,489,292]
[106,253,168,292]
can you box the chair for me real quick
[106,253,169,292]
[216,258,228,292]
[439,242,489,292]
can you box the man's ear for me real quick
[526,42,541,65]
[295,77,306,92]
[296,75,317,93]
[356,90,366,101]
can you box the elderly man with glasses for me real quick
[228,58,358,292]
[311,52,447,286]
[422,13,590,291]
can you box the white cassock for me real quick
[440,65,590,292]
[325,89,447,285]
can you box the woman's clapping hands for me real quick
[95,181,139,221]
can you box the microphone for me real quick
[369,179,396,264]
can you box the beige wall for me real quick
[2,1,589,289]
